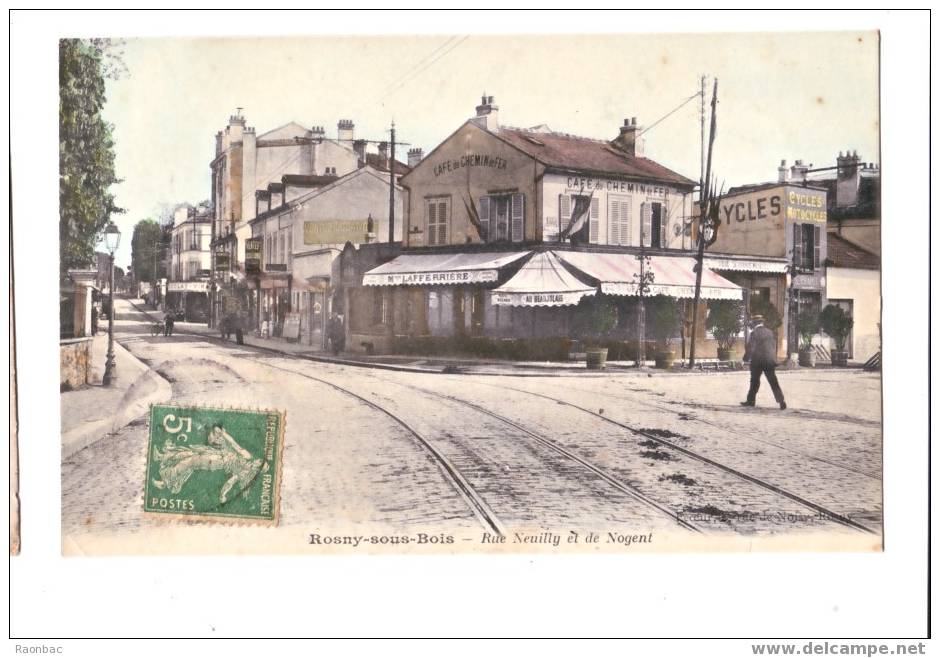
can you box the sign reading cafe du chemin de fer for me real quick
[433,153,509,177]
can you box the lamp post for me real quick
[102,222,121,387]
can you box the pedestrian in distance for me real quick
[328,313,345,356]
[741,314,787,410]
[164,310,175,337]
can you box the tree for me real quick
[820,304,854,351]
[59,38,124,280]
[706,299,744,351]
[131,219,167,283]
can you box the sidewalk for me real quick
[61,333,173,458]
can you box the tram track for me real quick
[467,381,878,535]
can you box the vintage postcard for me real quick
[57,30,882,556]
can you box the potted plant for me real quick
[647,296,681,369]
[820,304,853,366]
[706,299,744,361]
[797,308,820,367]
[574,296,618,369]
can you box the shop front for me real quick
[166,280,210,322]
[258,269,291,338]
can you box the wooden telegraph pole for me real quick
[389,121,396,243]
[688,78,719,369]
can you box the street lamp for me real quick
[102,221,121,387]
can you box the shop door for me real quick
[453,288,466,336]
[470,289,485,336]
[309,292,325,349]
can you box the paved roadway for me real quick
[61,298,883,553]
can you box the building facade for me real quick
[167,202,212,321]
[357,96,745,358]
[209,112,376,327]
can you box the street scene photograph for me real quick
[56,29,883,556]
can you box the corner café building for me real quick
[358,96,744,354]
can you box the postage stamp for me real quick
[143,404,285,525]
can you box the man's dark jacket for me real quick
[744,325,778,367]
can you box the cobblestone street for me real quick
[61,299,882,554]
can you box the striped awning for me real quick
[555,251,743,300]
[362,251,529,286]
[491,251,596,307]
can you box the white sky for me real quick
[101,30,878,268]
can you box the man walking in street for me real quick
[741,315,787,410]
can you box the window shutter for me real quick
[427,201,437,246]
[641,202,652,247]
[589,197,600,244]
[660,205,668,248]
[438,199,448,245]
[623,198,633,246]
[792,223,802,269]
[559,194,571,239]
[813,224,821,270]
[609,198,620,245]
[479,196,490,242]
[511,193,525,242]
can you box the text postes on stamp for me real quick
[144,404,285,525]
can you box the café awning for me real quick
[555,251,743,300]
[362,251,530,286]
[491,251,596,307]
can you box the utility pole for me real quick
[388,121,396,244]
[689,77,719,369]
[700,75,706,194]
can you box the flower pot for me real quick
[798,347,816,367]
[586,347,608,370]
[654,349,676,369]
[717,348,732,361]
[831,349,849,366]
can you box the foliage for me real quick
[820,304,854,351]
[59,38,124,280]
[571,296,619,347]
[797,309,820,349]
[646,295,681,346]
[706,299,744,351]
[131,219,168,283]
[749,296,782,331]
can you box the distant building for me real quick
[209,112,376,326]
[167,202,212,322]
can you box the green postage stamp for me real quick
[144,404,285,525]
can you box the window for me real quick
[426,197,450,246]
[640,202,666,248]
[477,193,524,243]
[372,290,389,325]
[608,195,632,246]
[792,223,821,271]
[557,194,599,243]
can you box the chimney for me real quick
[337,119,355,142]
[615,117,644,158]
[378,141,389,166]
[227,112,246,143]
[407,147,424,168]
[311,125,326,139]
[790,159,809,183]
[353,139,367,166]
[836,149,861,208]
[777,159,789,183]
[471,94,499,132]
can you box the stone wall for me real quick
[60,337,93,390]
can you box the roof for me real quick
[725,181,828,196]
[826,233,880,270]
[493,125,696,188]
[281,174,338,187]
[810,175,880,219]
[365,153,411,176]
